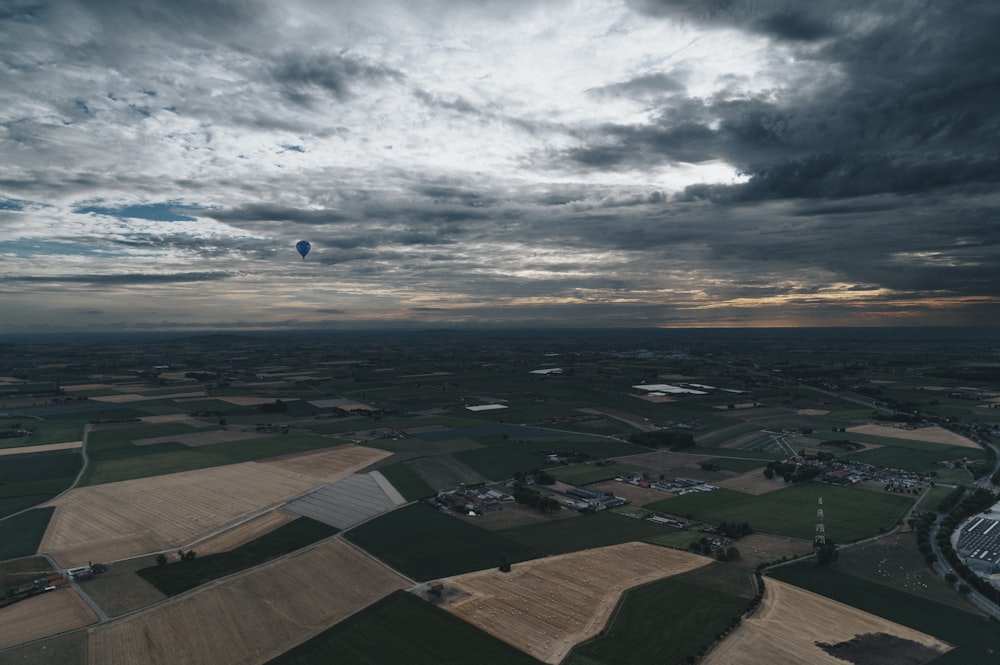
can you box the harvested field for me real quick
[0,440,81,456]
[592,480,658,504]
[215,396,301,406]
[614,450,713,469]
[736,534,813,568]
[701,579,950,665]
[0,589,99,649]
[131,429,271,447]
[40,445,389,567]
[716,469,787,495]
[848,424,980,448]
[80,554,167,618]
[88,538,407,665]
[139,414,203,425]
[192,509,299,556]
[438,541,710,664]
[91,392,204,403]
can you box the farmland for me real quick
[565,574,750,665]
[645,483,914,542]
[266,590,545,665]
[0,450,81,518]
[0,508,54,560]
[0,589,99,650]
[88,538,408,665]
[2,327,999,663]
[137,517,338,596]
[79,424,352,486]
[345,503,543,581]
[42,445,388,566]
[438,542,711,663]
[701,578,950,665]
[769,564,1000,664]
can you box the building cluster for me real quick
[780,456,929,493]
[616,473,719,495]
[563,486,629,511]
[433,485,515,514]
[957,509,1000,578]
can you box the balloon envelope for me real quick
[295,240,311,258]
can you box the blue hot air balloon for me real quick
[296,240,311,259]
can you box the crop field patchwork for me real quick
[770,563,1000,664]
[41,445,389,566]
[345,503,542,581]
[375,462,436,500]
[88,538,407,665]
[193,509,300,556]
[285,472,406,529]
[265,590,546,665]
[438,542,710,664]
[701,579,950,665]
[565,574,750,665]
[646,484,914,542]
[848,424,981,448]
[0,589,99,650]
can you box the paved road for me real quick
[928,491,1000,621]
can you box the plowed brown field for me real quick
[701,578,951,665]
[439,542,710,664]
[87,538,407,665]
[0,590,98,649]
[40,445,389,567]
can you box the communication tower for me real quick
[815,496,826,548]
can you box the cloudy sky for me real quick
[2,0,998,332]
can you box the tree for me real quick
[156,553,167,567]
[816,542,838,565]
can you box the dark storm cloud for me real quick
[587,72,686,100]
[566,0,1000,209]
[6,271,236,284]
[208,204,352,226]
[272,52,404,105]
[629,0,843,42]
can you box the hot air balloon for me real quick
[296,240,311,259]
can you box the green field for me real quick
[136,517,338,596]
[565,571,750,665]
[769,563,1000,665]
[345,503,541,581]
[407,454,491,491]
[80,427,345,485]
[833,532,973,610]
[0,450,81,517]
[453,438,645,481]
[0,418,89,447]
[645,484,914,542]
[500,511,676,555]
[847,446,983,472]
[378,462,436,500]
[265,590,545,665]
[919,485,957,512]
[0,507,55,560]
[549,464,622,485]
[686,446,784,461]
